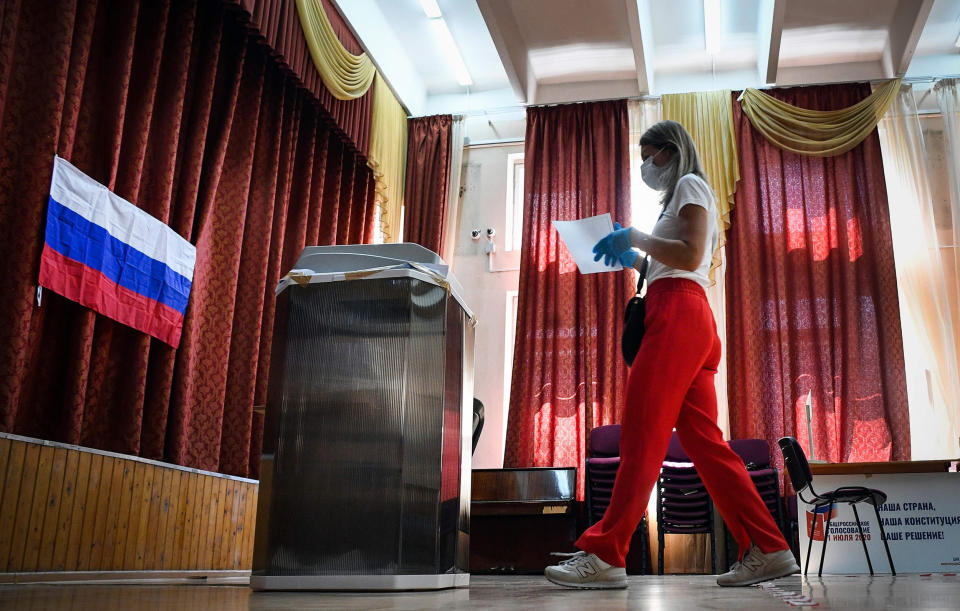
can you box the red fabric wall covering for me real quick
[504,101,634,500]
[403,115,452,254]
[726,85,910,466]
[0,0,377,478]
[227,0,373,157]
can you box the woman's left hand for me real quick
[593,222,633,266]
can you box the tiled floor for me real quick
[1,574,959,610]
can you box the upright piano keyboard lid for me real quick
[471,468,576,503]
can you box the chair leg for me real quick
[819,502,835,577]
[804,503,818,575]
[709,509,716,575]
[871,502,896,576]
[658,528,665,576]
[851,504,874,575]
[657,484,664,575]
[641,515,649,575]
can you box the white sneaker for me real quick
[544,551,627,589]
[716,546,800,587]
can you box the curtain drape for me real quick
[662,90,739,278]
[369,73,408,243]
[504,100,633,500]
[739,79,901,157]
[0,0,377,478]
[293,0,375,99]
[727,85,910,469]
[229,0,374,156]
[403,115,453,254]
[935,79,960,359]
[441,116,465,264]
[876,84,960,458]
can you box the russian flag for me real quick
[38,156,196,347]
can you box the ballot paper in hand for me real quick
[552,213,621,274]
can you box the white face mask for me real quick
[641,148,667,190]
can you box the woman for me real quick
[544,120,798,589]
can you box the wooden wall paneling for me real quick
[61,450,91,570]
[203,474,218,568]
[21,444,55,571]
[36,447,69,571]
[168,470,189,569]
[114,461,143,569]
[81,454,111,570]
[0,439,25,571]
[201,475,219,568]
[225,480,241,569]
[182,472,198,570]
[0,438,258,574]
[160,468,181,569]
[147,467,172,569]
[212,478,228,568]
[46,448,79,570]
[6,442,40,571]
[232,483,247,569]
[245,482,258,569]
[128,461,154,569]
[215,480,229,569]
[97,457,126,571]
[187,472,206,569]
[0,438,10,508]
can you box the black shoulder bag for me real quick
[621,255,650,366]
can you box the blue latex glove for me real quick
[618,248,639,269]
[592,222,633,267]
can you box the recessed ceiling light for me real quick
[419,0,442,20]
[703,0,721,55]
[429,19,472,86]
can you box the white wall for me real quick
[454,143,523,468]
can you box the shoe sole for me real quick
[545,574,628,590]
[717,563,801,587]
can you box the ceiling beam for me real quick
[885,0,934,76]
[757,0,786,85]
[624,0,653,95]
[476,0,528,103]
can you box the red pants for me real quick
[576,278,788,567]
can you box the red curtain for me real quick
[727,84,910,465]
[228,0,373,156]
[403,115,452,254]
[0,0,377,478]
[503,100,634,499]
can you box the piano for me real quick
[470,467,577,573]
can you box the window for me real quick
[503,289,520,449]
[504,153,525,252]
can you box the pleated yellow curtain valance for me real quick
[294,0,376,100]
[739,78,901,157]
[662,89,739,280]
[369,73,408,243]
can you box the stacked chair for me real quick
[728,439,783,532]
[584,425,648,573]
[657,433,715,574]
[725,439,784,565]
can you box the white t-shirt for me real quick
[644,174,718,289]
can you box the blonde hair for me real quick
[639,120,706,206]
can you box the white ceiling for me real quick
[334,0,960,117]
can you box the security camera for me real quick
[486,227,496,239]
[471,229,482,240]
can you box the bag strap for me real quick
[634,209,665,294]
[635,255,650,294]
